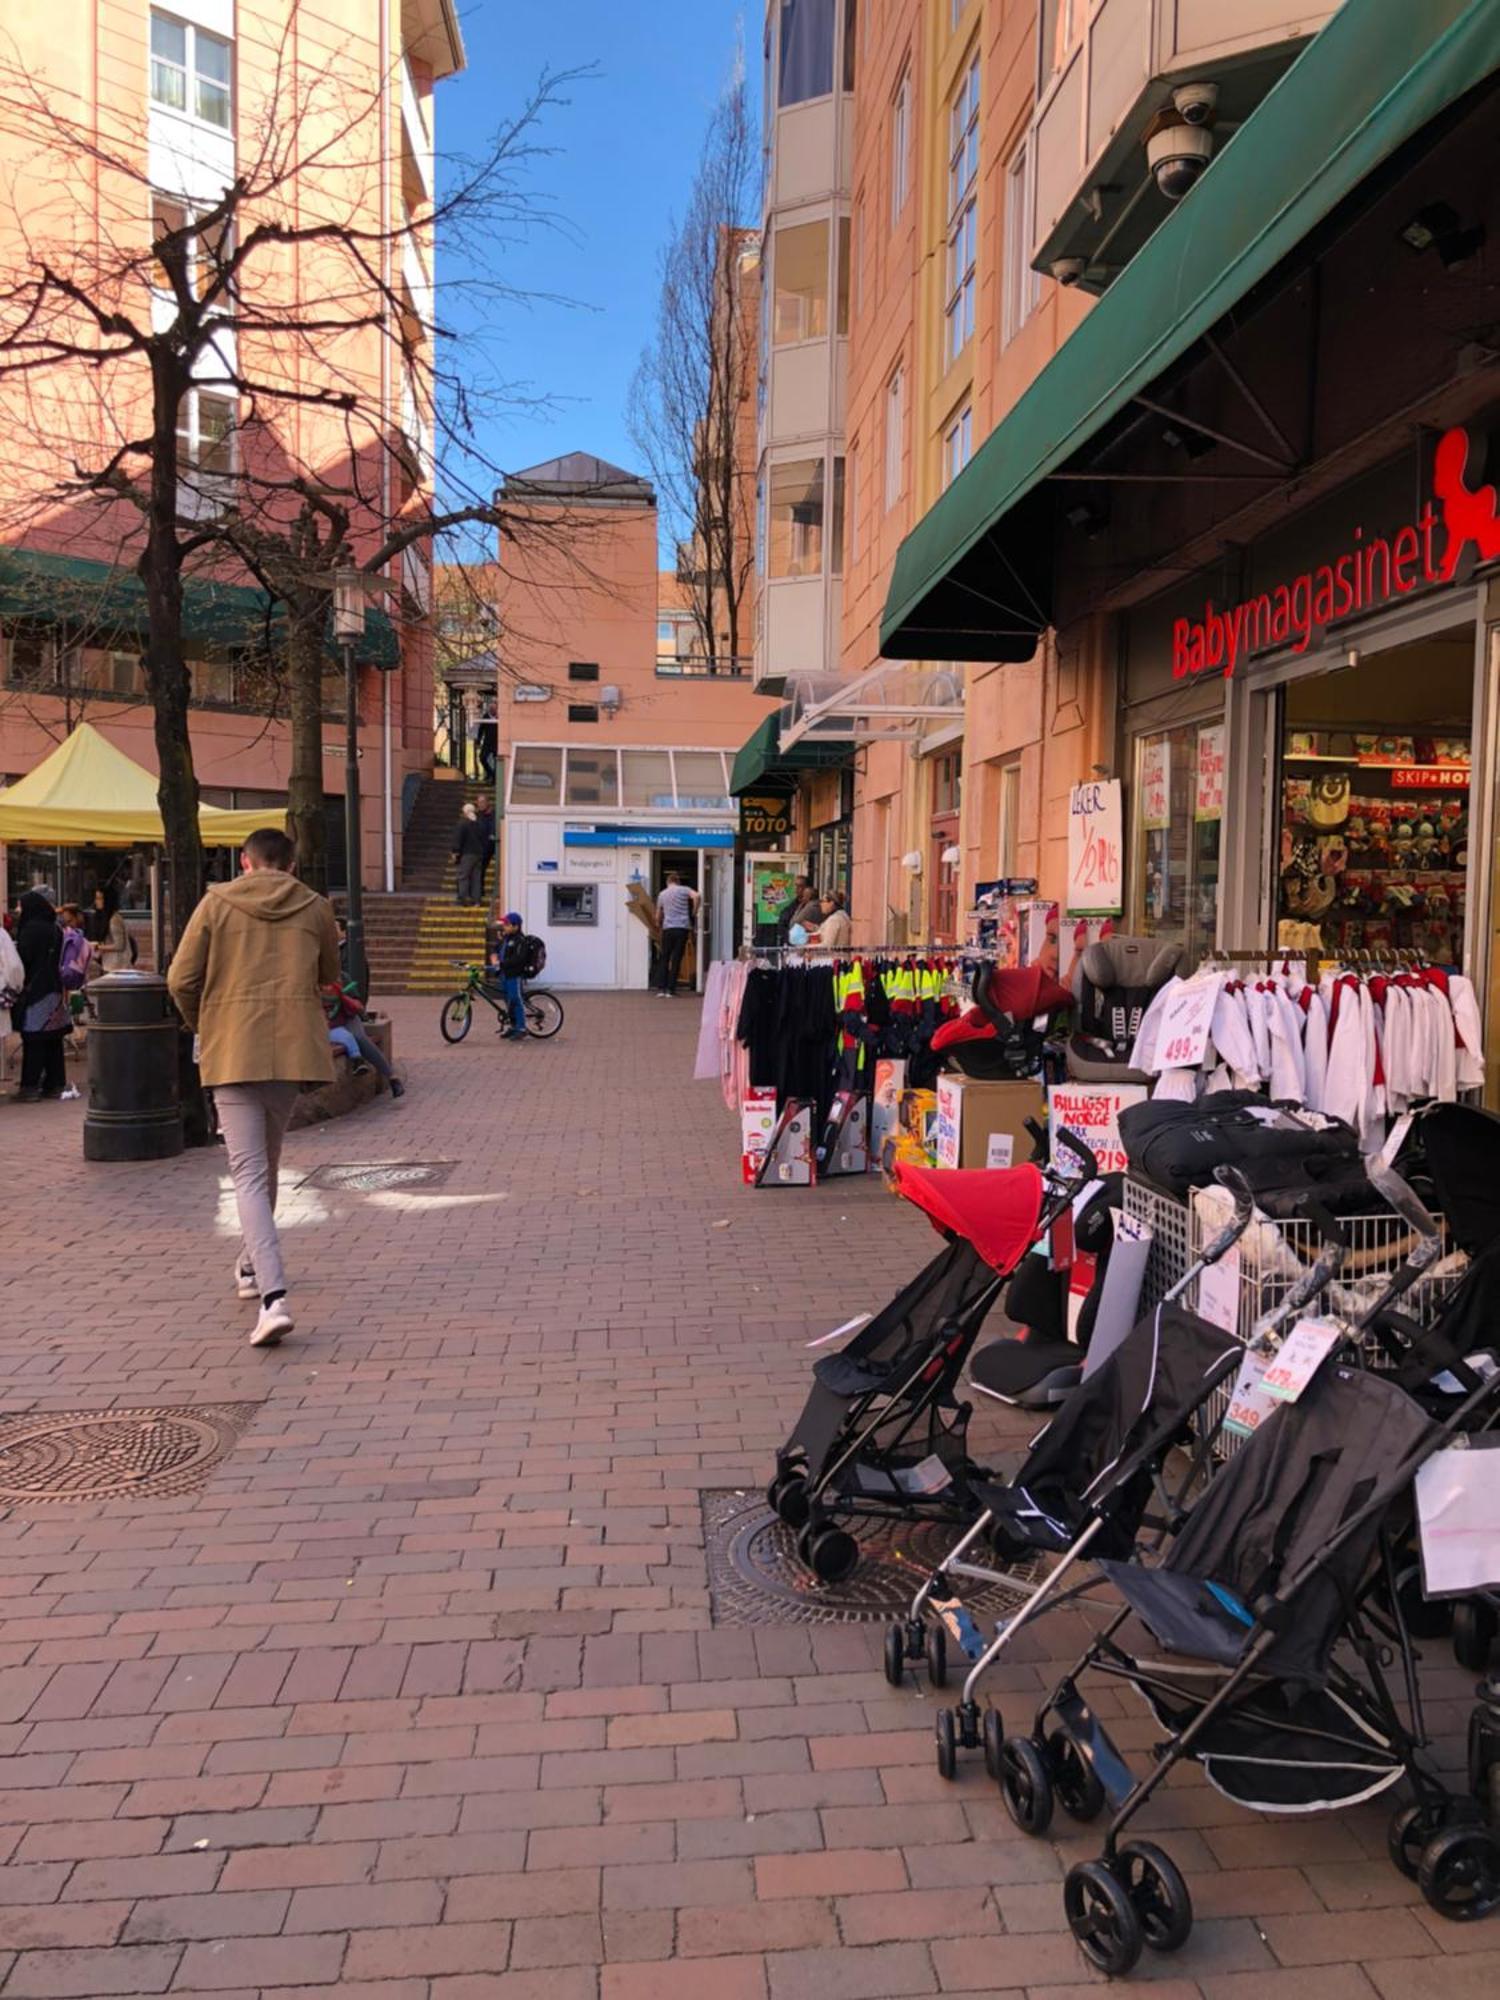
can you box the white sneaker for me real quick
[250,1299,294,1348]
[233,1260,258,1301]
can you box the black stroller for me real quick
[767,1133,1098,1584]
[1001,1319,1500,1974]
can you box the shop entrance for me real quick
[650,849,702,993]
[929,747,961,943]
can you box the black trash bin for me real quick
[84,971,184,1162]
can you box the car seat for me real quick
[1066,935,1183,1084]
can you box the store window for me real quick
[768,458,825,578]
[564,748,618,808]
[673,750,732,811]
[890,69,911,222]
[1132,723,1222,961]
[621,749,674,811]
[944,54,980,367]
[1003,140,1040,344]
[511,744,562,806]
[773,220,829,344]
[778,0,834,105]
[549,884,598,927]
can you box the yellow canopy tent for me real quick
[0,723,284,848]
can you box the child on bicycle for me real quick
[487,910,530,1041]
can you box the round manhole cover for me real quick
[0,1405,258,1504]
[702,1488,1038,1626]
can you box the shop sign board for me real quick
[1140,738,1170,831]
[1065,779,1123,916]
[745,852,808,940]
[739,789,794,840]
[1390,765,1470,789]
[1195,725,1225,821]
[1171,423,1500,679]
[1047,1083,1147,1177]
[1150,972,1222,1072]
[564,823,736,849]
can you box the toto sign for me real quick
[1172,425,1500,678]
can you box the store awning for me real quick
[0,546,400,667]
[778,663,965,751]
[728,713,854,796]
[0,723,284,847]
[880,0,1500,662]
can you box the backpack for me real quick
[519,934,546,979]
[59,926,90,991]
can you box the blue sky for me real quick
[438,2,757,500]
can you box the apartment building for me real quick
[0,0,462,904]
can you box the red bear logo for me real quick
[1433,426,1500,582]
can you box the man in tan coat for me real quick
[168,828,339,1347]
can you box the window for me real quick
[672,751,731,811]
[191,658,234,705]
[176,387,235,513]
[842,0,857,92]
[564,748,618,806]
[567,702,599,724]
[1041,0,1085,86]
[110,652,142,696]
[943,406,973,488]
[944,56,980,365]
[951,0,968,28]
[778,0,834,105]
[567,660,599,681]
[890,70,911,222]
[656,619,673,649]
[768,459,825,579]
[621,749,674,810]
[884,367,905,509]
[4,630,65,688]
[830,457,846,577]
[1003,140,1041,344]
[773,220,829,344]
[549,884,597,927]
[835,216,851,335]
[1132,724,1221,962]
[511,745,562,805]
[996,759,1021,875]
[150,11,231,130]
[152,196,232,302]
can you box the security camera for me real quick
[1050,256,1087,287]
[1172,81,1218,127]
[1146,120,1214,201]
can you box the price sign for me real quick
[1066,780,1123,916]
[1141,738,1171,831]
[1261,1317,1342,1402]
[1048,1083,1147,1176]
[1195,725,1225,822]
[1196,1247,1241,1336]
[1149,973,1221,1073]
[1224,1348,1281,1440]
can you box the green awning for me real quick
[0,546,400,668]
[881,0,1500,660]
[729,713,854,796]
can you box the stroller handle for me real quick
[1052,1128,1100,1186]
[1365,1157,1444,1262]
[1204,1166,1257,1261]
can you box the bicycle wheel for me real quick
[525,990,564,1039]
[440,993,474,1043]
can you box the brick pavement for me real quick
[0,992,1490,1997]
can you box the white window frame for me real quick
[175,386,237,517]
[943,405,973,489]
[149,10,233,132]
[883,366,905,510]
[890,68,911,223]
[944,55,980,367]
[1003,138,1041,345]
[997,758,1021,876]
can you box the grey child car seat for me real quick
[1066,935,1184,1085]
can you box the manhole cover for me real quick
[701,1488,1038,1626]
[304,1161,457,1194]
[0,1404,259,1504]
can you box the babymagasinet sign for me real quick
[1066,779,1123,916]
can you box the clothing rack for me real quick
[1196,945,1430,983]
[740,941,1000,964]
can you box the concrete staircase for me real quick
[361,774,497,996]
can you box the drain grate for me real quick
[0,1404,260,1504]
[701,1488,1038,1626]
[303,1160,457,1194]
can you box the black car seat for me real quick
[1066,935,1183,1084]
[966,1176,1120,1410]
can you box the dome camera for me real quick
[1050,256,1087,287]
[1146,119,1215,201]
[1172,80,1218,127]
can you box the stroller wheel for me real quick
[934,1707,958,1781]
[982,1707,1004,1782]
[1418,1823,1500,1922]
[1117,1841,1193,1953]
[1389,1800,1455,1881]
[1393,1559,1452,1642]
[883,1623,905,1688]
[924,1619,949,1690]
[768,1471,810,1530]
[1047,1728,1105,1823]
[999,1735,1054,1837]
[1453,1600,1498,1674]
[1064,1859,1143,1978]
[798,1522,859,1584]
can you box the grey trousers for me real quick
[456,855,483,904]
[214,1081,300,1301]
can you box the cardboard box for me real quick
[933,1076,1046,1171]
[869,1059,907,1170]
[741,1087,778,1184]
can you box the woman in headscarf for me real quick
[12,890,69,1101]
[85,886,132,974]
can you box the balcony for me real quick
[655,655,753,679]
[1029,0,1333,293]
[401,54,434,207]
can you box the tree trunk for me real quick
[141,354,202,951]
[286,603,329,892]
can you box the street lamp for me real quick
[332,569,371,999]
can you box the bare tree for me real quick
[628,74,757,673]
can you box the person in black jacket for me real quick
[486,911,530,1041]
[11,890,69,1101]
[452,803,488,906]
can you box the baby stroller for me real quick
[928,962,1074,1080]
[767,1131,1099,1584]
[1001,1331,1500,1974]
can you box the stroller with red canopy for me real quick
[768,1132,1098,1583]
[928,962,1074,1081]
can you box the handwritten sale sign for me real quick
[1150,972,1222,1072]
[1048,1083,1147,1176]
[1195,725,1225,822]
[1066,780,1123,916]
[1140,738,1170,831]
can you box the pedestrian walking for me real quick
[475,702,498,784]
[654,871,699,996]
[85,887,133,973]
[10,890,70,1101]
[452,801,488,906]
[475,796,496,903]
[166,827,340,1349]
